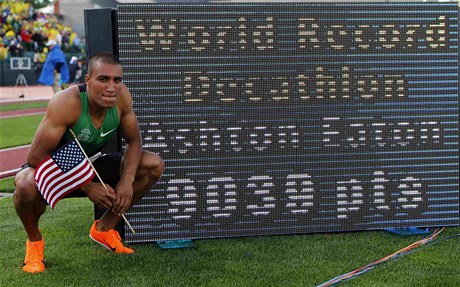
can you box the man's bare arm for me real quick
[111,85,143,215]
[27,87,81,167]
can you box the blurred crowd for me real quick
[0,0,83,60]
[1,0,84,87]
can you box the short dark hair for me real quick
[87,51,122,75]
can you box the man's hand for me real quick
[81,182,116,209]
[112,179,134,216]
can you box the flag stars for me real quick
[52,142,86,172]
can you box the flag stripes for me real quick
[34,140,95,208]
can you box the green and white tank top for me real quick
[62,84,120,156]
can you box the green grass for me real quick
[0,114,43,149]
[0,195,458,287]
[0,177,15,193]
[0,101,48,112]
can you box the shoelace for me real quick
[106,230,122,244]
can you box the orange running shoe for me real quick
[23,238,45,273]
[89,220,134,254]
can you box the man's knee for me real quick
[139,151,165,181]
[14,168,41,203]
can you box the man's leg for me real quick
[53,72,61,93]
[90,151,164,251]
[14,167,47,273]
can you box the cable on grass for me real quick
[315,227,459,287]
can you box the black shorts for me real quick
[20,152,123,199]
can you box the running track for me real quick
[0,108,46,179]
[0,85,53,179]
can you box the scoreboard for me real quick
[116,3,459,243]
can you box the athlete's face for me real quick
[85,61,123,108]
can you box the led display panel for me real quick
[117,3,459,243]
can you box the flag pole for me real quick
[69,129,135,234]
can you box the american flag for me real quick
[34,140,95,208]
